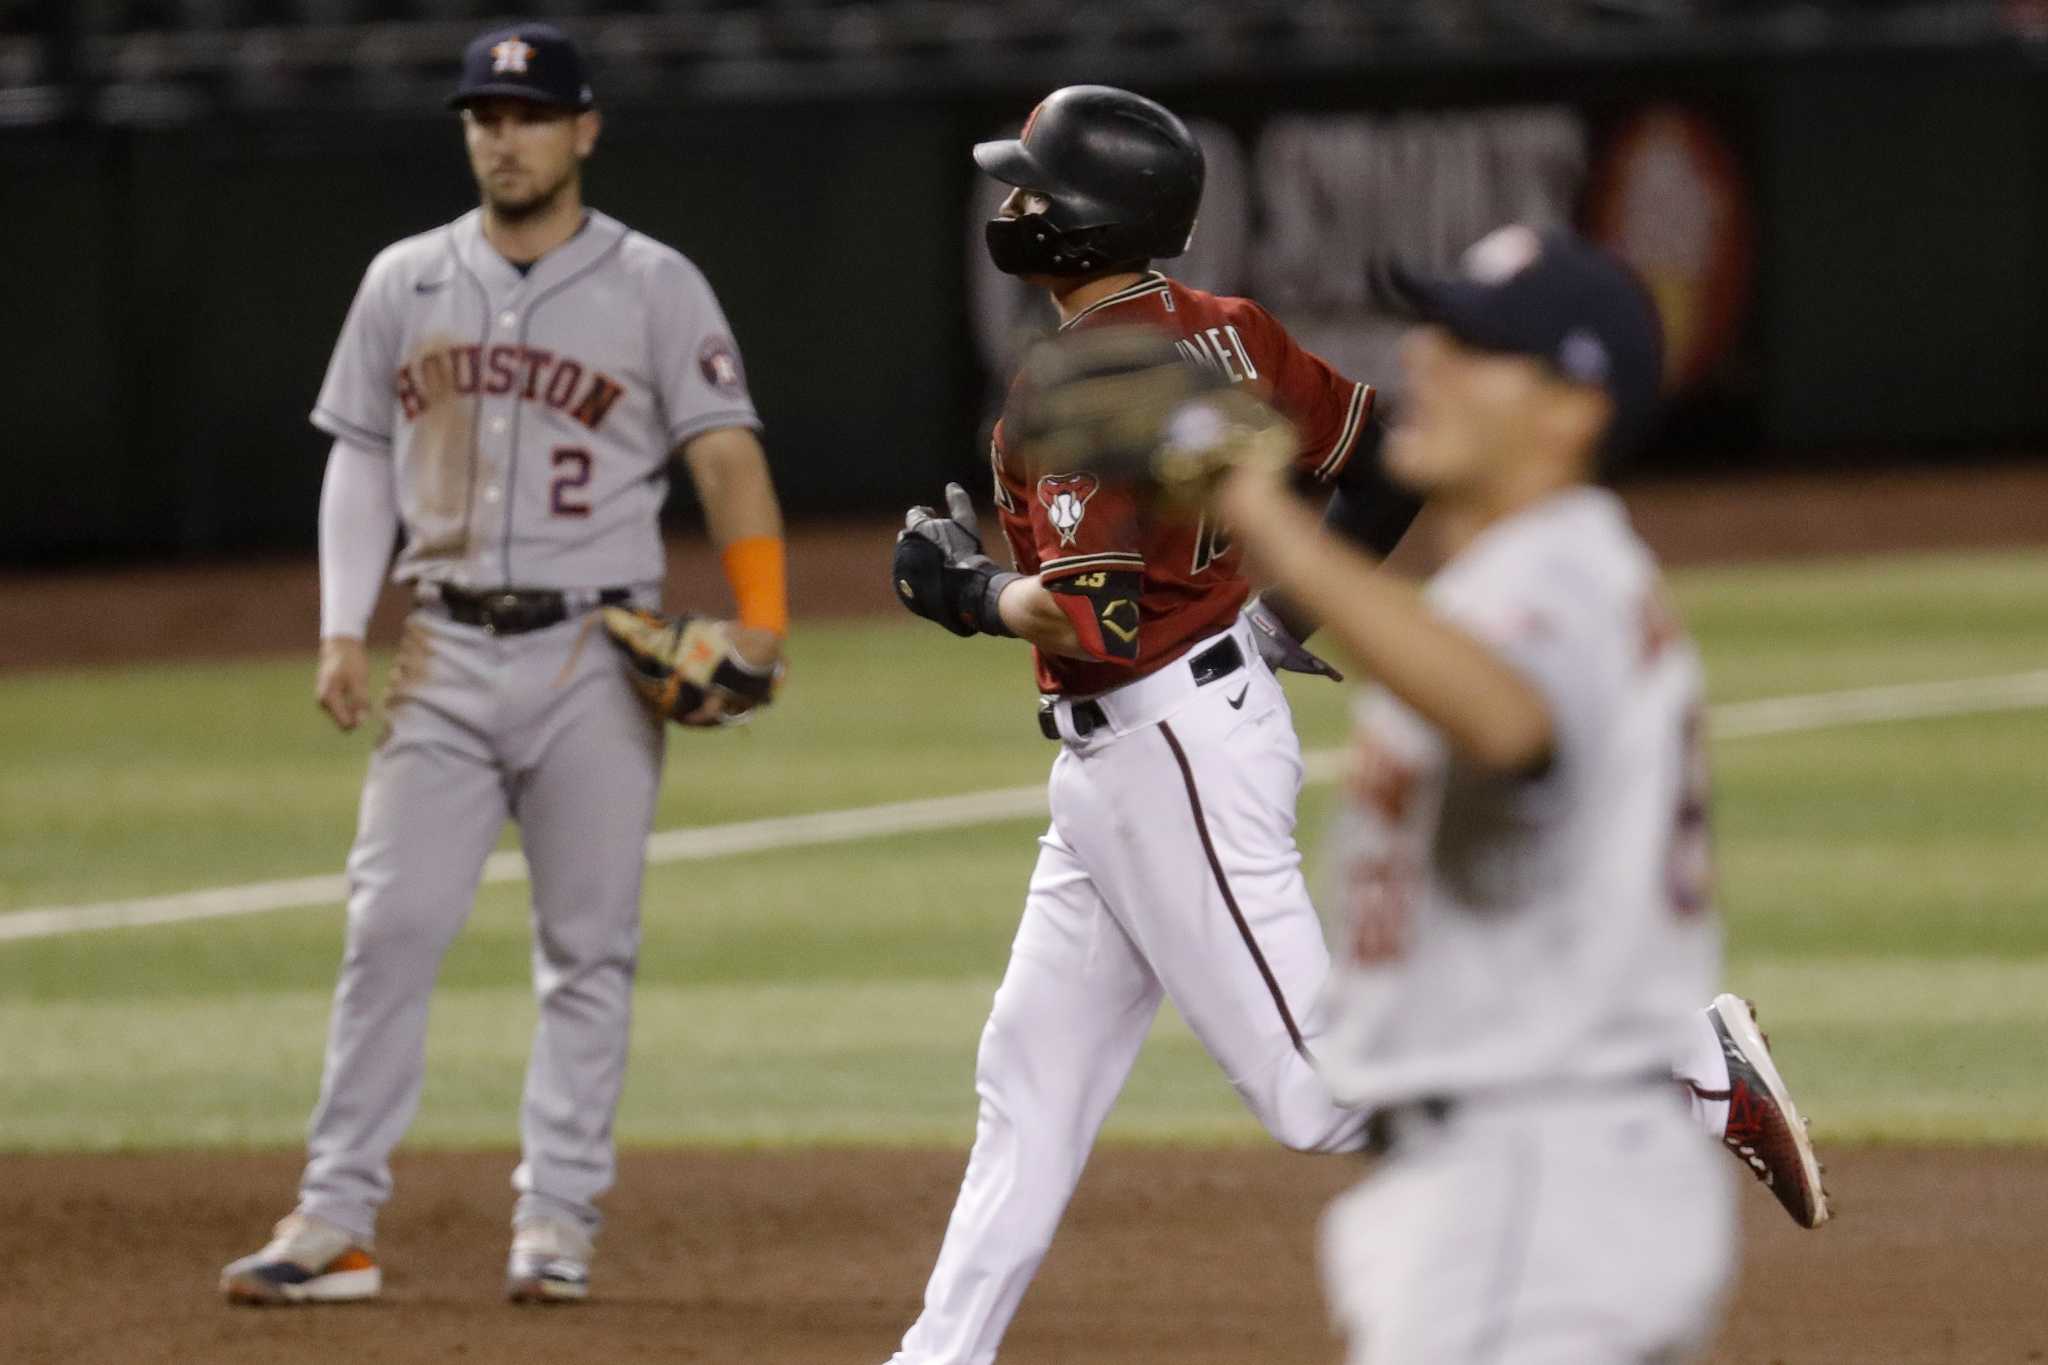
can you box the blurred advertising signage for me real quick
[1585,106,1754,396]
[971,104,1752,404]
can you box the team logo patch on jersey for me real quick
[699,337,745,395]
[1098,598,1139,642]
[490,38,535,74]
[1036,473,1099,547]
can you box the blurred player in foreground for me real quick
[1199,224,1828,1361]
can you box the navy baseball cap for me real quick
[448,23,595,111]
[1388,225,1665,462]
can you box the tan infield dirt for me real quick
[0,1146,2043,1364]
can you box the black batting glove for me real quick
[892,483,1019,637]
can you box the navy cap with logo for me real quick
[448,23,595,112]
[1389,225,1665,463]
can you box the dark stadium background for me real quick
[2,0,2043,560]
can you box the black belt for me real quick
[1362,1071,1676,1156]
[1037,636,1244,740]
[431,585,631,636]
[1361,1098,1456,1156]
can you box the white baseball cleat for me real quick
[1708,993,1833,1229]
[506,1215,594,1304]
[220,1211,381,1305]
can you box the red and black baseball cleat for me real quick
[1706,993,1832,1229]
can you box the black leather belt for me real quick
[1362,1071,1676,1156]
[1361,1098,1456,1156]
[432,585,630,636]
[1038,636,1244,740]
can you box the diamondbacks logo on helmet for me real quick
[491,38,535,74]
[1037,473,1100,546]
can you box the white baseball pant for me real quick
[891,621,1372,1365]
[1321,1089,1735,1364]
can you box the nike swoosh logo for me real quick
[1227,683,1250,710]
[414,278,449,294]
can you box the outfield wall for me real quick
[5,48,2045,561]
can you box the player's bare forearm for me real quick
[1255,586,1320,645]
[996,576,1093,658]
[1261,466,1425,642]
[1261,473,1423,645]
[1218,474,1553,773]
[679,426,786,672]
[679,426,784,547]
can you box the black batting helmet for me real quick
[975,85,1205,278]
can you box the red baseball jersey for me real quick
[991,272,1376,696]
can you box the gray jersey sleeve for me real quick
[1437,538,1629,772]
[646,252,762,451]
[311,246,406,453]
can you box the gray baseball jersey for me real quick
[312,207,759,589]
[1314,487,1734,1364]
[1317,487,1721,1109]
[290,207,764,1252]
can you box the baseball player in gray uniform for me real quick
[1210,225,1825,1362]
[221,22,789,1305]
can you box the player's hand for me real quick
[900,482,990,566]
[1208,429,1294,518]
[1004,327,1296,517]
[895,483,1013,638]
[940,482,982,546]
[315,636,372,732]
[1243,595,1344,682]
[678,623,783,727]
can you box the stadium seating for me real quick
[0,0,2027,122]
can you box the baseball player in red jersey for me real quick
[887,88,1829,1365]
[991,274,1383,689]
[884,85,1418,1365]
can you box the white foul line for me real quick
[4,669,2046,945]
[1704,669,2048,739]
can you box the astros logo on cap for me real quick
[1463,224,1543,283]
[491,38,535,75]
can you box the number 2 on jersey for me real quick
[550,447,592,518]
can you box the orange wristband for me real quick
[721,535,789,636]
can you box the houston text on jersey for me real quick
[396,343,625,431]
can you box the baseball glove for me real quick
[1148,386,1298,514]
[600,607,779,726]
[1003,325,1298,516]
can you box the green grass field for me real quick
[2,548,2043,1152]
